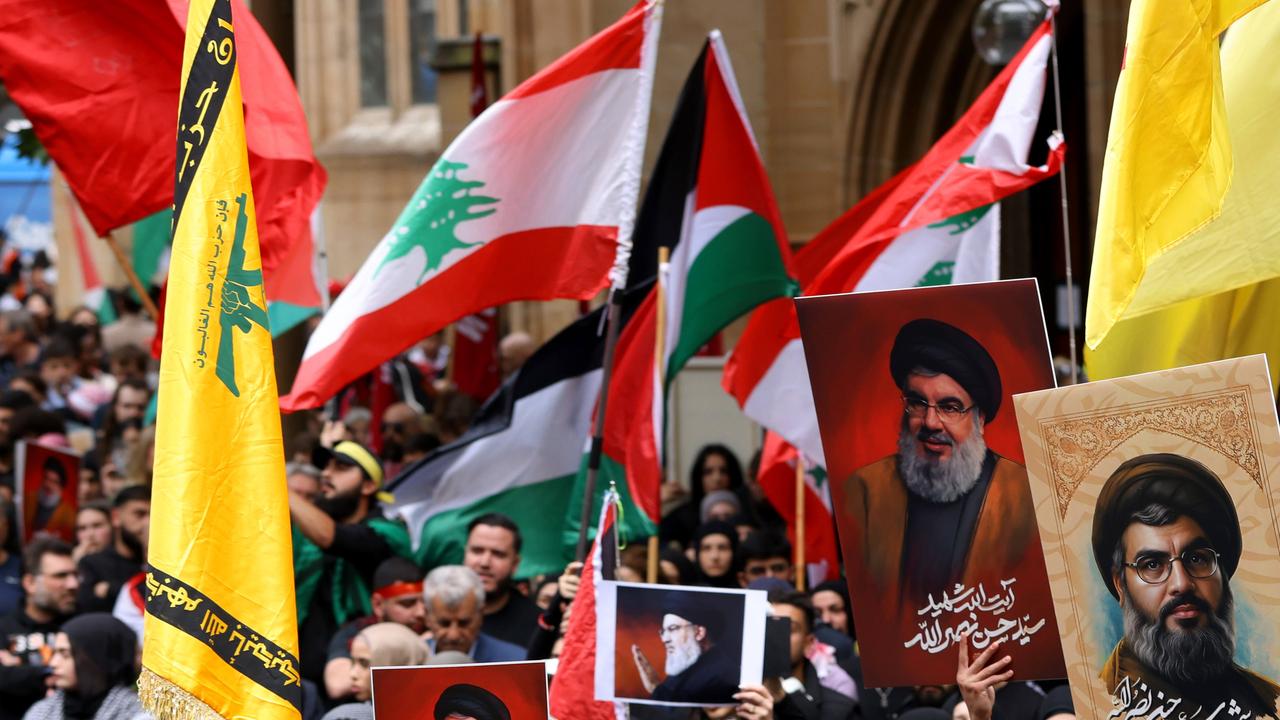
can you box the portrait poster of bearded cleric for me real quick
[595,582,768,707]
[1014,355,1280,719]
[794,279,1065,687]
[370,660,548,719]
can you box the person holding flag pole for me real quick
[138,1,301,718]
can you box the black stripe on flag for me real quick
[170,0,238,237]
[143,565,303,711]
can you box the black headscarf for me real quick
[691,521,739,588]
[61,613,138,720]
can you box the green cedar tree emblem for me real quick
[215,192,269,398]
[927,203,993,236]
[914,261,956,287]
[807,464,828,490]
[376,160,499,284]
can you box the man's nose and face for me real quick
[741,556,792,585]
[1117,515,1224,633]
[904,372,976,462]
[463,525,519,595]
[376,592,427,635]
[427,593,481,653]
[812,590,848,634]
[32,554,80,616]
[659,613,703,656]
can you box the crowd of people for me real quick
[0,278,1080,720]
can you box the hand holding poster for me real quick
[1013,355,1280,719]
[795,279,1065,687]
[595,582,768,707]
[372,660,549,719]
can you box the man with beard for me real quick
[631,592,741,704]
[463,513,540,647]
[76,484,148,613]
[26,455,75,540]
[291,440,412,686]
[843,318,1042,612]
[1093,453,1280,717]
[0,538,79,720]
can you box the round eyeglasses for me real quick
[902,396,975,425]
[1123,548,1220,584]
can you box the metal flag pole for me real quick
[1047,6,1079,385]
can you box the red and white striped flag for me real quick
[282,1,662,410]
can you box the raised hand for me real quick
[956,635,1013,720]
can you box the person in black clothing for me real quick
[291,439,410,688]
[463,513,539,648]
[323,557,426,701]
[0,537,79,720]
[76,484,148,614]
[767,591,857,720]
[633,591,741,705]
[691,521,739,588]
[660,444,750,548]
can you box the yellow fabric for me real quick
[141,2,300,719]
[1084,2,1280,383]
[333,440,384,486]
[1085,0,1276,348]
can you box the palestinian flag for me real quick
[568,32,797,540]
[724,17,1062,467]
[281,0,662,410]
[549,488,622,720]
[386,282,650,577]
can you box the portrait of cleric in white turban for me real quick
[795,279,1065,687]
[1092,454,1280,717]
[1013,354,1280,719]
[597,582,767,707]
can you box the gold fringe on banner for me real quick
[138,668,226,720]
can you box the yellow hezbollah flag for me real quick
[1086,0,1280,382]
[139,1,301,718]
[1086,0,1276,349]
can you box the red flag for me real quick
[756,431,838,585]
[450,32,502,401]
[0,0,326,307]
[549,490,620,720]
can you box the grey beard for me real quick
[1123,582,1236,685]
[665,637,702,677]
[897,418,988,503]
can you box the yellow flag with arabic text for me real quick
[139,1,300,718]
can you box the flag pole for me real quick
[103,231,161,321]
[647,246,670,583]
[575,286,625,562]
[794,456,806,591]
[1047,6,1078,384]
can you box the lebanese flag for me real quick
[549,488,621,720]
[282,1,663,410]
[723,16,1063,466]
[581,32,796,530]
[756,431,838,586]
[0,0,326,305]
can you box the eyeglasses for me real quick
[659,621,694,638]
[1123,548,1220,584]
[902,396,974,424]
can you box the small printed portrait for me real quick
[598,582,767,707]
[19,442,80,543]
[1092,453,1280,717]
[795,280,1064,687]
[371,660,547,720]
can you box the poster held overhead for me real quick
[15,441,79,544]
[1013,355,1280,719]
[795,279,1065,687]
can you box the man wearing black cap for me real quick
[631,592,741,704]
[1093,453,1280,717]
[434,683,511,720]
[844,318,1042,612]
[290,438,412,690]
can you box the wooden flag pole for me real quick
[103,231,160,321]
[795,457,807,591]
[647,246,670,584]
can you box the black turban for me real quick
[434,684,510,720]
[889,318,1002,422]
[1091,453,1242,599]
[661,590,722,637]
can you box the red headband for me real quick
[372,580,423,600]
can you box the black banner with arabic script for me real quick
[143,566,303,710]
[171,0,237,237]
